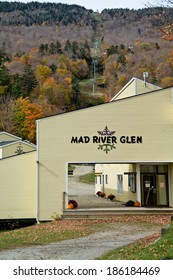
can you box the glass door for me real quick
[141,174,169,206]
[141,175,157,206]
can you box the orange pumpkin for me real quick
[134,200,140,207]
[67,203,74,209]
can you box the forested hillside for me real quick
[0,1,173,142]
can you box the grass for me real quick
[79,172,95,184]
[79,78,105,97]
[0,216,172,259]
[0,221,90,251]
[98,222,173,260]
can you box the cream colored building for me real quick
[0,132,36,159]
[1,79,173,222]
[36,84,173,221]
[95,164,137,203]
[95,77,164,205]
[0,132,36,220]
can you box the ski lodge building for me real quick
[1,77,173,221]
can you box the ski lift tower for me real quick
[92,38,99,96]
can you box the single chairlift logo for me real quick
[97,126,116,154]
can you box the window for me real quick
[95,175,102,184]
[117,174,123,194]
[140,165,157,173]
[128,174,136,193]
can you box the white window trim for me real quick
[117,174,123,195]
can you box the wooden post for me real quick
[63,192,66,210]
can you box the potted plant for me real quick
[108,194,115,200]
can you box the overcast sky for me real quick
[7,0,158,12]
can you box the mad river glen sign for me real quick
[71,126,142,154]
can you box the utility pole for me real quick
[92,38,99,96]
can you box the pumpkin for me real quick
[67,203,74,209]
[134,200,140,207]
[69,200,78,208]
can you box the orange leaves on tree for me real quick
[14,97,43,142]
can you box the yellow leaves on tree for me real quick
[36,65,52,82]
[168,50,173,68]
[0,85,6,95]
[14,97,44,143]
[160,76,173,87]
[158,24,173,41]
[56,68,73,106]
[69,59,89,78]
[39,77,57,101]
[20,54,30,64]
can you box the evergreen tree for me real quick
[11,74,24,98]
[49,42,56,54]
[55,40,62,54]
[0,65,10,88]
[39,44,45,56]
[64,40,71,52]
[22,64,38,96]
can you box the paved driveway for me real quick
[68,165,123,208]
[0,223,160,260]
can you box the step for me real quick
[62,207,173,219]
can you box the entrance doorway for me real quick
[141,165,169,206]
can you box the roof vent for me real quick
[143,72,148,87]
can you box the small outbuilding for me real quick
[0,132,36,221]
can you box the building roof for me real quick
[110,77,162,101]
[0,131,22,140]
[0,132,36,149]
[37,84,171,122]
[0,140,18,147]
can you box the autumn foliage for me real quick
[0,2,173,142]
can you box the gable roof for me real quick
[0,141,17,147]
[110,77,162,101]
[0,132,36,150]
[0,140,36,149]
[0,131,21,141]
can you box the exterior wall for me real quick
[2,141,36,158]
[0,152,36,219]
[37,87,173,220]
[114,80,136,100]
[136,79,161,95]
[112,78,161,101]
[95,164,137,202]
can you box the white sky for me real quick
[6,0,158,12]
